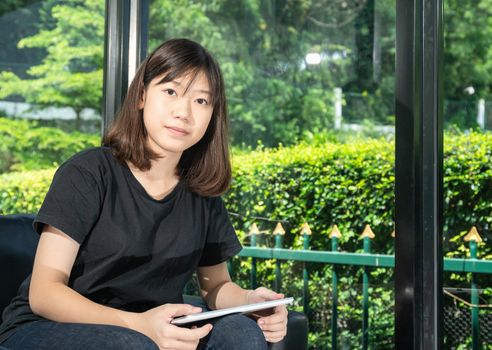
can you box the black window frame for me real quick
[395,0,444,348]
[102,0,148,131]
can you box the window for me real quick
[0,0,104,176]
[442,0,492,348]
[149,1,396,348]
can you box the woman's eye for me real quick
[196,98,209,105]
[164,89,177,96]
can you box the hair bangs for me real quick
[146,45,222,107]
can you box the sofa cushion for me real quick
[0,214,38,319]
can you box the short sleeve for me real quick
[33,162,103,244]
[198,197,242,266]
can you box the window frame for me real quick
[101,1,445,347]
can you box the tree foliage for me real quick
[148,0,492,144]
[1,0,491,138]
[149,0,396,146]
[0,0,104,129]
[443,0,492,128]
[0,117,100,173]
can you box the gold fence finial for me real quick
[300,222,312,235]
[360,224,375,239]
[273,222,286,235]
[464,226,483,243]
[248,223,260,236]
[329,224,342,238]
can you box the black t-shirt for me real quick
[0,147,241,342]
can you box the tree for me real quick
[443,0,492,128]
[149,0,402,146]
[0,0,104,130]
[0,1,46,82]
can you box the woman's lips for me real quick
[165,126,189,136]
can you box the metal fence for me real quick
[228,223,492,349]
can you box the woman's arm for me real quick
[30,225,212,349]
[197,262,288,343]
[196,262,249,309]
[29,224,136,327]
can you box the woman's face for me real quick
[139,70,213,157]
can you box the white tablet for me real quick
[171,297,294,325]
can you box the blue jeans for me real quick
[0,314,268,350]
[198,314,268,350]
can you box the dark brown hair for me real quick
[103,39,231,197]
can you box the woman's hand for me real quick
[247,287,288,343]
[131,304,212,350]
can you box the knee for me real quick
[212,314,268,349]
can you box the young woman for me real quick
[0,39,288,350]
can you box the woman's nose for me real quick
[172,98,191,121]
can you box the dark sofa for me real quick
[0,214,308,350]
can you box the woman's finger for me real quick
[255,287,284,300]
[258,313,286,326]
[263,329,287,341]
[257,305,288,326]
[170,324,213,341]
[266,336,285,343]
[259,320,286,332]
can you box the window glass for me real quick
[443,0,492,348]
[0,0,103,178]
[149,1,396,348]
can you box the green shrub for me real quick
[443,131,492,258]
[0,169,55,214]
[0,117,100,173]
[228,139,396,253]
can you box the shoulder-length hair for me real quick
[103,38,231,197]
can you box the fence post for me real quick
[273,223,285,292]
[249,223,260,290]
[464,226,483,350]
[300,222,312,315]
[361,225,375,350]
[330,225,342,350]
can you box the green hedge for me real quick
[443,132,492,259]
[0,169,54,214]
[227,132,491,257]
[227,139,396,253]
[0,117,100,173]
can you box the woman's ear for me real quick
[138,89,146,110]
